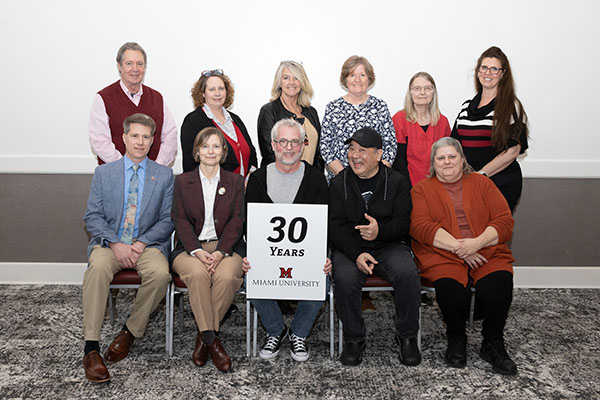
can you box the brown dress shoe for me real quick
[209,337,232,372]
[104,330,135,363]
[83,350,110,383]
[192,332,209,367]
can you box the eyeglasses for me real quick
[478,65,504,75]
[201,69,224,77]
[410,85,434,92]
[273,138,304,148]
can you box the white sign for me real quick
[247,203,328,301]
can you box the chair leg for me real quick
[108,290,114,325]
[469,287,476,327]
[417,307,422,351]
[245,300,251,358]
[252,308,258,357]
[178,293,184,330]
[329,288,334,360]
[165,284,171,355]
[168,284,175,356]
[338,319,344,356]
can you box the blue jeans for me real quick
[251,278,330,338]
[332,243,420,342]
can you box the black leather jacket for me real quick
[256,98,324,171]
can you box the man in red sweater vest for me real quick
[89,42,177,166]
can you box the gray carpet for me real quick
[0,285,598,399]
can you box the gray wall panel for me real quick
[1,174,599,265]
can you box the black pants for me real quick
[433,271,513,342]
[333,243,421,342]
[491,170,523,213]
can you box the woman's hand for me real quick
[326,160,345,176]
[208,251,225,272]
[454,238,483,259]
[323,258,332,275]
[195,249,214,265]
[241,257,251,274]
[463,252,488,270]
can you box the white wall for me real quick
[1,0,598,177]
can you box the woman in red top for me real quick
[392,72,450,186]
[410,137,517,376]
[181,70,258,178]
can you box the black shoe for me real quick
[480,339,517,375]
[340,340,366,366]
[445,335,467,368]
[259,327,288,360]
[395,333,421,366]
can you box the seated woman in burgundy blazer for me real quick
[171,127,244,373]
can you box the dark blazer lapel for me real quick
[188,168,205,219]
[213,167,230,215]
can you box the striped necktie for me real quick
[121,164,140,244]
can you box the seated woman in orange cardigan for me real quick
[410,137,517,376]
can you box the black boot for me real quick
[445,334,467,368]
[480,339,517,375]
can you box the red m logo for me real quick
[279,267,293,279]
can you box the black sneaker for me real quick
[289,333,309,362]
[480,339,517,375]
[395,333,421,366]
[259,327,288,360]
[340,340,366,366]
[445,335,467,368]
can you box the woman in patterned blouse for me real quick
[320,56,397,181]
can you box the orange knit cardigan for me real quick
[410,173,514,286]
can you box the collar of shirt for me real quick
[202,104,232,124]
[120,80,143,105]
[199,167,221,186]
[124,154,148,173]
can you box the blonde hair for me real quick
[270,61,314,108]
[403,72,441,126]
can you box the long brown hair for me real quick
[475,46,528,151]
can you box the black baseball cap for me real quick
[344,127,382,149]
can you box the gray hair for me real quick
[428,137,473,177]
[270,118,306,141]
[116,42,147,65]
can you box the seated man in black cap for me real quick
[329,127,421,366]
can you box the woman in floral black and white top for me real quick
[320,55,397,181]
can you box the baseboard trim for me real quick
[0,263,599,288]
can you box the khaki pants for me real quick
[82,245,171,340]
[172,241,243,332]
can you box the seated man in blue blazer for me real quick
[82,113,174,383]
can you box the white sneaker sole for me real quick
[290,350,309,362]
[259,349,280,360]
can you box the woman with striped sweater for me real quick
[451,46,529,212]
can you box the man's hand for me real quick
[241,257,251,274]
[130,241,147,264]
[323,257,332,275]
[355,252,377,275]
[355,213,379,241]
[109,242,136,269]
